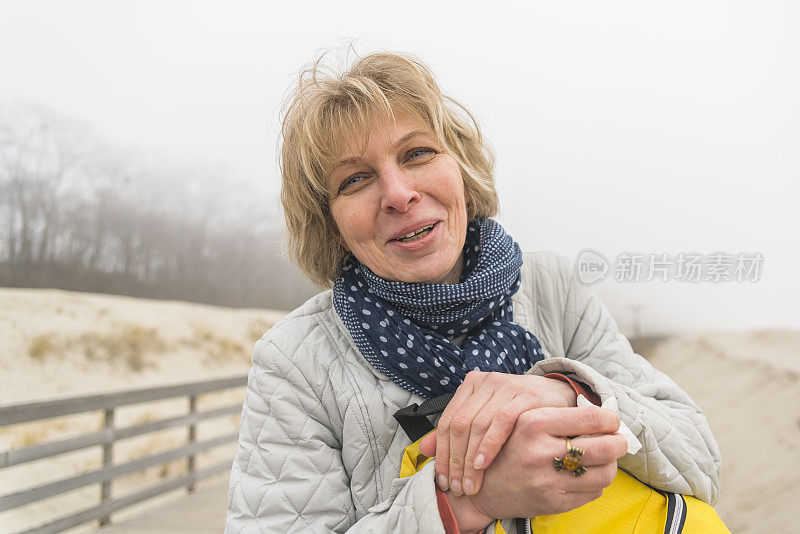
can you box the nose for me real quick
[380,165,420,213]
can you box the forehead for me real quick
[334,109,436,159]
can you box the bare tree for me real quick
[0,103,94,284]
[0,102,315,310]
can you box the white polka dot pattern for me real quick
[333,218,545,398]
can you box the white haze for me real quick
[1,0,797,335]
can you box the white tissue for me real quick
[577,394,642,455]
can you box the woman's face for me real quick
[327,111,469,284]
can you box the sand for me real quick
[1,288,798,533]
[0,288,285,534]
[0,288,286,403]
[636,331,800,534]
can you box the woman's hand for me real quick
[419,371,578,496]
[443,406,628,531]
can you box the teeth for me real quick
[399,224,434,240]
[397,224,434,242]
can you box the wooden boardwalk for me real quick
[96,477,229,534]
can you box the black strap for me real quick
[656,489,687,534]
[393,393,454,442]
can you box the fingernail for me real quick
[474,453,485,470]
[450,478,462,495]
[436,474,449,491]
[463,477,475,495]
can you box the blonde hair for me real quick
[280,50,498,287]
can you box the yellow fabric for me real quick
[399,437,729,533]
[398,433,434,478]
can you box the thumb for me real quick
[418,430,438,457]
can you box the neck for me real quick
[440,253,464,285]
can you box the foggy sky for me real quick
[2,0,797,335]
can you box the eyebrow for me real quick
[331,130,433,172]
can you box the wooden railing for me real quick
[0,375,248,534]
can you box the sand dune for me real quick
[1,288,797,533]
[633,331,800,534]
[0,288,285,403]
[0,288,285,533]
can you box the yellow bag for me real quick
[399,435,730,533]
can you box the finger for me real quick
[434,375,477,490]
[460,402,496,495]
[464,461,485,496]
[446,384,495,495]
[418,430,437,458]
[434,439,450,491]
[568,434,628,465]
[472,392,542,471]
[460,428,483,495]
[520,406,621,438]
[558,461,619,493]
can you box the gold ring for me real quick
[553,437,587,477]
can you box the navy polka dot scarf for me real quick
[333,218,545,398]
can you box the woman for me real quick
[225,51,721,533]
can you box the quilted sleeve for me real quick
[225,337,448,534]
[529,255,722,504]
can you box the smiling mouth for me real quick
[394,224,436,243]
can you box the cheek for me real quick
[444,182,469,215]
[332,205,368,246]
[462,184,472,212]
[438,160,468,209]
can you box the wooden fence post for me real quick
[99,407,114,526]
[187,395,197,492]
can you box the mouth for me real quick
[392,223,437,243]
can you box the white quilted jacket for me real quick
[225,251,721,533]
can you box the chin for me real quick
[404,262,459,284]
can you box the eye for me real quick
[338,173,369,193]
[406,147,435,161]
